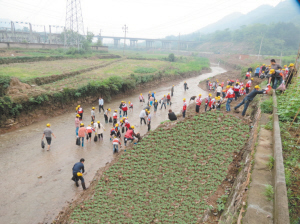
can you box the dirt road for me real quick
[0,66,226,224]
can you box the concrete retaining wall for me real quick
[272,89,290,224]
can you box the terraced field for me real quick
[67,112,249,223]
[0,58,118,81]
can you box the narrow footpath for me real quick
[0,66,226,224]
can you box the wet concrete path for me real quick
[0,66,226,224]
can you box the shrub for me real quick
[260,97,273,114]
[168,53,175,62]
[0,76,11,96]
[267,156,275,170]
[264,185,274,201]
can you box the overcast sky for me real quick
[0,0,282,39]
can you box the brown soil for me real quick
[0,49,27,57]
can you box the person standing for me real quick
[98,97,104,113]
[139,109,147,125]
[270,59,282,70]
[268,69,283,89]
[205,94,212,111]
[42,123,56,151]
[71,158,87,190]
[122,102,128,117]
[78,123,87,147]
[167,93,171,105]
[216,84,222,97]
[147,111,151,131]
[195,94,202,113]
[119,101,123,118]
[149,95,154,107]
[225,87,235,112]
[160,95,167,109]
[129,101,133,112]
[233,83,240,101]
[139,93,144,106]
[104,108,110,123]
[75,114,80,136]
[153,100,158,114]
[86,124,94,143]
[91,107,95,122]
[171,85,174,96]
[255,66,260,77]
[286,63,297,88]
[112,136,122,153]
[77,105,83,121]
[182,98,187,118]
[95,121,105,141]
[184,82,188,91]
[235,85,265,116]
[245,78,253,94]
[113,110,118,125]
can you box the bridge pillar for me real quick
[162,41,171,50]
[130,39,137,48]
[146,40,154,48]
[114,38,120,48]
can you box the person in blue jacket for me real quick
[254,66,260,77]
[234,85,265,116]
[71,158,87,190]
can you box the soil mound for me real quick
[7,77,31,95]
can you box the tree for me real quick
[168,53,175,62]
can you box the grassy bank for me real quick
[63,111,249,223]
[277,72,300,223]
[0,56,209,128]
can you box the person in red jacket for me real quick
[205,93,212,111]
[233,82,240,101]
[112,110,118,125]
[245,78,253,94]
[182,98,187,118]
[112,136,122,154]
[209,97,216,111]
[225,87,235,112]
[77,105,83,121]
[167,93,171,105]
[195,94,202,113]
[124,125,138,146]
[122,102,128,117]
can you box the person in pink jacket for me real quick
[75,114,80,136]
[78,123,87,147]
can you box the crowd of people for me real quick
[41,58,297,190]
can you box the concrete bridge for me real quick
[95,35,199,50]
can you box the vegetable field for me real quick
[0,58,116,81]
[69,112,249,223]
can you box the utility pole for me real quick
[122,24,128,56]
[178,32,180,54]
[257,33,264,60]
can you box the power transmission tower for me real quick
[122,25,128,56]
[65,0,85,49]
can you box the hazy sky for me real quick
[0,0,282,39]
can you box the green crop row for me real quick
[69,112,249,223]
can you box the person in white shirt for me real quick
[215,84,222,97]
[98,97,104,113]
[139,109,147,125]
